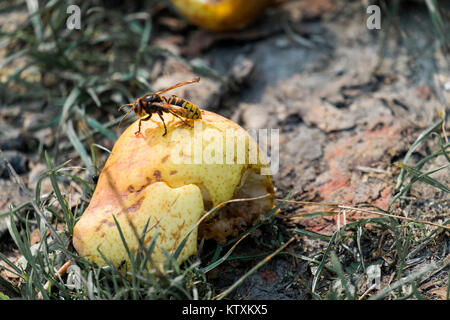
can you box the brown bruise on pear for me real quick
[72,111,274,267]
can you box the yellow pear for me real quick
[73,111,274,267]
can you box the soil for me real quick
[0,0,449,299]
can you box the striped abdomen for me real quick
[167,96,202,119]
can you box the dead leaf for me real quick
[259,269,280,282]
[29,228,41,245]
[302,0,336,19]
[0,255,20,280]
[415,85,432,100]
[429,287,448,299]
[300,100,356,133]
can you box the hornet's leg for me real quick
[168,110,192,128]
[135,114,152,135]
[157,112,168,136]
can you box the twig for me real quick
[281,19,315,49]
[359,283,377,300]
[356,166,391,175]
[276,199,450,231]
[0,192,53,218]
[43,260,71,291]
[369,253,450,300]
[338,205,450,231]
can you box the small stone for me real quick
[27,163,48,190]
[300,100,356,133]
[0,150,28,178]
[241,104,269,129]
[0,179,29,236]
[0,129,38,152]
[275,37,290,49]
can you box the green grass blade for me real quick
[330,251,354,300]
[84,116,118,141]
[294,228,332,241]
[397,163,449,193]
[395,117,443,189]
[112,215,136,272]
[66,120,94,175]
[0,49,28,69]
[431,133,450,164]
[356,226,365,272]
[0,251,23,278]
[44,151,73,229]
[201,234,248,273]
[59,87,81,127]
[312,232,338,294]
[25,0,44,42]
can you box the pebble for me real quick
[0,130,25,151]
[0,129,38,152]
[275,37,290,49]
[27,163,48,190]
[241,104,269,129]
[0,150,28,178]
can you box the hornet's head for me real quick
[118,98,144,127]
[134,99,144,118]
